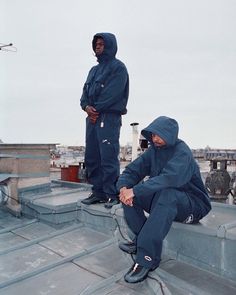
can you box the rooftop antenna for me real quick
[0,42,17,52]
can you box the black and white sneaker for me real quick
[124,263,151,283]
[81,193,105,205]
[104,198,119,209]
[119,240,137,254]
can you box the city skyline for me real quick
[1,0,236,149]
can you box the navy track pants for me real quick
[85,113,121,198]
[123,188,205,269]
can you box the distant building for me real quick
[191,149,206,159]
[204,149,236,161]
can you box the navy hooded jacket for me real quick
[117,116,211,215]
[80,33,129,115]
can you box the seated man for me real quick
[117,116,211,284]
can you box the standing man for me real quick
[80,33,129,209]
[117,116,211,283]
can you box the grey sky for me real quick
[1,0,236,149]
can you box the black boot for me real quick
[124,263,151,283]
[81,193,105,205]
[119,240,137,254]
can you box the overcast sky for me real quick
[1,0,236,149]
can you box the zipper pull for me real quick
[100,121,104,128]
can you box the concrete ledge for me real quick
[52,180,91,190]
[78,203,118,234]
[19,186,91,225]
[164,203,236,281]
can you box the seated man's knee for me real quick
[155,188,179,205]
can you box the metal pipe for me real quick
[130,122,139,161]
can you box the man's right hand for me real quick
[85,105,99,123]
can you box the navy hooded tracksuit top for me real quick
[117,116,211,217]
[80,33,129,115]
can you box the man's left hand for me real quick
[119,187,134,206]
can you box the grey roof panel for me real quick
[0,244,61,285]
[13,221,57,239]
[40,227,109,257]
[0,232,27,251]
[0,263,102,295]
[74,244,130,278]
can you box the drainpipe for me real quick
[130,122,139,161]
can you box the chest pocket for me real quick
[94,79,105,96]
[92,64,113,98]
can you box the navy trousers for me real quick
[123,188,205,269]
[85,113,121,199]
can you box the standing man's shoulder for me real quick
[88,64,99,72]
[109,58,128,74]
[86,64,99,79]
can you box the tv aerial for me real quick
[0,42,17,52]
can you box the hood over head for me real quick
[141,116,179,147]
[92,32,117,62]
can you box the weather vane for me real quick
[0,43,17,52]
